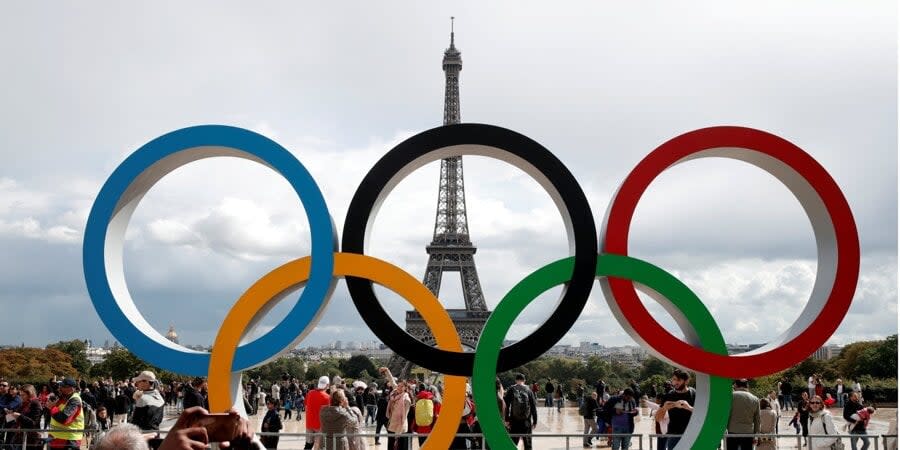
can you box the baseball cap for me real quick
[317,376,330,389]
[61,378,78,388]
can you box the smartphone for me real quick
[194,413,241,443]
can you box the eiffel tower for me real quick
[390,18,491,378]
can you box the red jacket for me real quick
[413,390,440,434]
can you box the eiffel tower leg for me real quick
[459,255,488,311]
[423,254,444,297]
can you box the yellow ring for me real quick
[208,252,466,449]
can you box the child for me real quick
[848,406,876,432]
[788,411,801,433]
[282,394,293,420]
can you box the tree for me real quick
[245,356,307,384]
[46,340,91,375]
[89,348,148,381]
[638,357,672,381]
[339,355,377,381]
[305,361,342,383]
[0,348,78,381]
[856,335,897,378]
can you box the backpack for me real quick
[509,385,532,422]
[415,398,435,426]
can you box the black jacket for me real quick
[182,385,205,410]
[843,399,865,432]
[376,395,389,422]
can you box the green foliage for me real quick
[244,356,306,384]
[46,340,91,376]
[89,348,152,381]
[638,357,673,382]
[338,355,377,381]
[640,374,669,398]
[304,360,342,383]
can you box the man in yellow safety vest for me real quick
[48,378,85,449]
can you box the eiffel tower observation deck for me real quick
[394,19,491,377]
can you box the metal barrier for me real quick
[1,427,897,449]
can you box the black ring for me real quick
[342,123,598,376]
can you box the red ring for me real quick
[602,126,859,378]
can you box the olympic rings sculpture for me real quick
[83,123,859,450]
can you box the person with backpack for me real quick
[601,388,638,450]
[503,373,538,450]
[413,383,440,446]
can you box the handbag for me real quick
[821,416,845,450]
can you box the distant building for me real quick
[165,325,179,344]
[813,344,843,360]
[86,345,110,364]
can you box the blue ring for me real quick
[83,125,336,376]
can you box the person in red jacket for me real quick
[303,376,331,450]
[413,384,441,446]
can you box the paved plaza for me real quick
[208,403,896,450]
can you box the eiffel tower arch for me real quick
[389,19,492,379]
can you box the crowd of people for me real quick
[0,368,892,450]
[0,370,231,449]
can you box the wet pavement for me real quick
[218,403,897,449]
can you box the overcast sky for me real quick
[0,2,896,358]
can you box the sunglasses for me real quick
[810,401,822,404]
[0,384,8,387]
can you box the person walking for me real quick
[844,391,870,450]
[555,384,564,412]
[374,389,389,446]
[726,379,760,450]
[582,391,600,448]
[798,391,811,439]
[363,387,377,427]
[603,388,638,450]
[544,381,554,408]
[503,373,538,450]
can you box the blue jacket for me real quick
[0,393,22,422]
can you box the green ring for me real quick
[473,253,732,450]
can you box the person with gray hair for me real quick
[91,423,148,450]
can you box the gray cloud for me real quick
[0,1,895,353]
